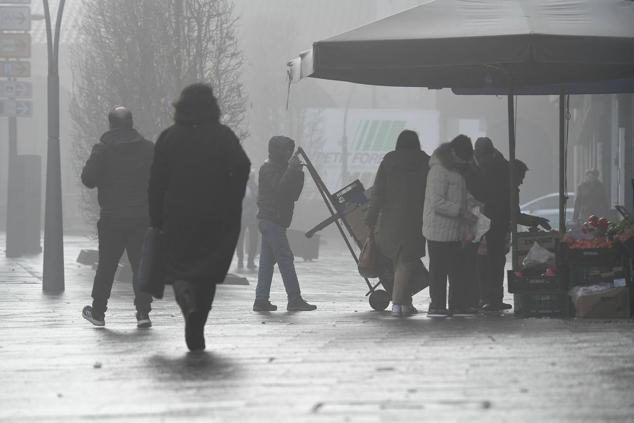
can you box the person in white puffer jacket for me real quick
[423,135,477,317]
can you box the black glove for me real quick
[533,216,552,231]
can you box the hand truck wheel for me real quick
[369,289,390,311]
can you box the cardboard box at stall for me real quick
[573,286,630,318]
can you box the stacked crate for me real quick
[561,245,631,317]
[509,232,571,317]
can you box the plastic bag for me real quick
[522,241,555,269]
[474,207,491,242]
[358,233,380,278]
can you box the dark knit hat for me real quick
[450,134,473,161]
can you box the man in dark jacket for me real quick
[366,130,430,316]
[81,107,154,328]
[253,136,316,312]
[471,137,550,312]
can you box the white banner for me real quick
[302,108,440,190]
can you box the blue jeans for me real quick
[255,218,301,302]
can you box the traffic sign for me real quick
[0,60,29,77]
[0,80,31,98]
[0,99,32,117]
[0,33,30,58]
[0,6,30,31]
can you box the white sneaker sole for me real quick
[82,313,105,327]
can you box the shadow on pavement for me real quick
[148,351,240,381]
[99,328,156,341]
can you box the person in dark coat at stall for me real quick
[235,172,259,272]
[81,106,154,328]
[253,136,317,312]
[148,83,250,351]
[472,138,550,312]
[574,169,610,223]
[365,130,430,316]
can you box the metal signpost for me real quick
[1,1,32,259]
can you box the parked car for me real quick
[520,192,575,230]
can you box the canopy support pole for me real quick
[508,94,518,269]
[559,93,567,234]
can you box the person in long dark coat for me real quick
[365,130,430,316]
[148,83,250,351]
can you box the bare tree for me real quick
[71,0,248,224]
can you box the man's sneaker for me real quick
[427,306,449,317]
[404,305,419,315]
[247,262,257,270]
[136,311,152,328]
[253,300,278,312]
[499,302,513,310]
[287,298,317,311]
[451,307,479,317]
[82,305,105,327]
[393,304,418,317]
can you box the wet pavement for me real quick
[1,234,634,422]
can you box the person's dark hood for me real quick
[100,127,144,145]
[173,103,220,126]
[430,143,460,171]
[383,149,429,171]
[268,136,295,164]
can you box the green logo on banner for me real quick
[353,120,407,152]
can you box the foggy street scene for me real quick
[1,0,634,422]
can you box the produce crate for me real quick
[507,271,565,293]
[513,290,571,317]
[514,231,560,269]
[560,245,627,287]
[516,231,559,254]
[560,245,622,267]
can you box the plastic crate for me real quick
[516,232,559,255]
[513,290,571,317]
[508,271,565,293]
[560,246,622,267]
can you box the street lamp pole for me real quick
[42,0,66,294]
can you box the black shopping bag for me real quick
[136,227,167,299]
[410,259,430,295]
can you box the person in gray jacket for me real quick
[422,135,477,317]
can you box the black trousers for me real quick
[173,280,217,314]
[428,241,463,310]
[236,222,258,266]
[91,217,153,314]
[479,228,507,305]
[458,243,480,308]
